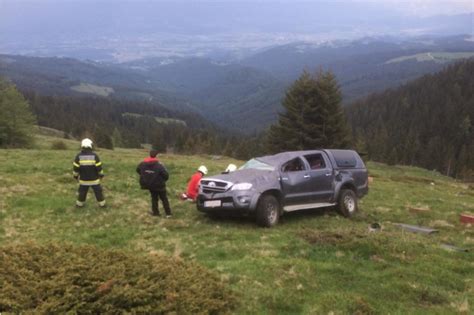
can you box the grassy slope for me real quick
[0,138,473,314]
[70,82,115,97]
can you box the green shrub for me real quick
[0,242,235,314]
[0,80,36,148]
[50,140,68,150]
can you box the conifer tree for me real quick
[111,128,123,148]
[152,128,167,153]
[0,79,36,147]
[94,128,114,150]
[266,70,350,153]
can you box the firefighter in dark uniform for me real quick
[73,138,106,207]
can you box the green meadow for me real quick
[0,136,473,314]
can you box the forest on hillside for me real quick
[19,91,264,159]
[3,56,473,180]
[347,59,474,179]
[3,34,473,133]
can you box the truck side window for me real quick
[304,154,326,170]
[282,158,306,172]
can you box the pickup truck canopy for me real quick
[257,149,364,169]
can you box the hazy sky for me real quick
[369,0,473,16]
[0,0,471,60]
[1,0,473,17]
[0,0,472,41]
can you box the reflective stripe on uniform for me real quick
[73,162,80,167]
[95,162,102,167]
[79,160,96,165]
[79,179,100,185]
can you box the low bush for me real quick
[50,140,68,150]
[0,242,235,314]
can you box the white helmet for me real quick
[225,164,237,173]
[198,165,208,175]
[81,138,93,148]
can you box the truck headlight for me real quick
[231,183,253,190]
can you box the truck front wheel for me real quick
[337,189,358,218]
[256,195,280,227]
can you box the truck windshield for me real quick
[239,158,275,171]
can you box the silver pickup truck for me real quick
[197,149,369,227]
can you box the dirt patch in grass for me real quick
[458,189,474,197]
[0,184,30,196]
[390,175,436,185]
[417,287,449,306]
[298,228,365,246]
[429,220,455,228]
[348,296,376,315]
[159,219,190,229]
[0,242,236,314]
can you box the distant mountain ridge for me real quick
[240,35,474,80]
[1,35,473,133]
[1,0,471,61]
[0,54,201,114]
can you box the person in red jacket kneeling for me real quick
[181,165,208,201]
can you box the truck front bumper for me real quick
[196,190,260,214]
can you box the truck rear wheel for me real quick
[256,195,280,227]
[337,189,358,218]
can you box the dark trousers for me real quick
[78,185,105,202]
[150,189,171,215]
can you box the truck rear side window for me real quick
[333,151,357,168]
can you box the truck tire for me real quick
[256,195,280,227]
[337,189,358,218]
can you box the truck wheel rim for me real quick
[267,203,277,223]
[344,196,355,213]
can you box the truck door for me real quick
[303,153,334,202]
[280,157,313,205]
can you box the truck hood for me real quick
[204,168,277,186]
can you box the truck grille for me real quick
[200,179,232,193]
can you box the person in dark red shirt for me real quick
[136,150,172,217]
[181,165,208,201]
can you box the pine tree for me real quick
[0,79,36,147]
[266,70,350,153]
[94,128,114,150]
[111,128,123,148]
[152,128,167,153]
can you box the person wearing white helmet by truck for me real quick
[73,138,106,208]
[223,163,237,174]
[180,165,207,201]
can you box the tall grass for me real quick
[0,143,473,314]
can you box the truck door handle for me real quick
[304,174,310,178]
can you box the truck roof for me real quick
[257,150,324,166]
[257,149,364,169]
